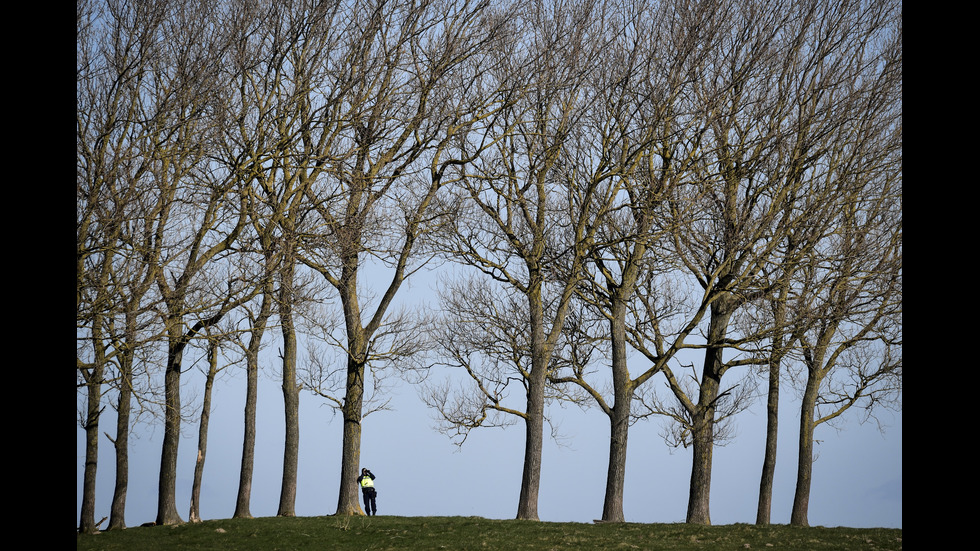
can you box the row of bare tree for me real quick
[77,0,901,534]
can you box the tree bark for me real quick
[685,301,733,525]
[156,339,186,525]
[337,357,366,516]
[755,358,779,525]
[335,256,368,516]
[516,360,545,520]
[108,340,134,530]
[686,391,716,525]
[278,255,300,517]
[79,349,104,534]
[601,299,633,523]
[235,290,273,519]
[516,289,547,521]
[756,276,793,525]
[189,341,218,523]
[602,395,632,523]
[791,374,821,526]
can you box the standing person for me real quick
[357,468,377,516]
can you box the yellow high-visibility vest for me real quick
[360,476,374,488]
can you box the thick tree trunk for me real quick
[108,348,133,530]
[601,300,633,523]
[337,357,366,515]
[602,401,631,522]
[276,248,301,517]
[685,303,731,525]
[278,300,300,517]
[516,372,545,520]
[686,401,715,525]
[516,296,547,521]
[336,258,368,516]
[156,340,185,525]
[791,375,821,527]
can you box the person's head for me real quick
[361,468,368,474]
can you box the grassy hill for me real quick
[76,515,902,550]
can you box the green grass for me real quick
[76,515,902,550]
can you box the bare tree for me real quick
[77,0,173,532]
[634,0,903,526]
[788,189,901,526]
[737,0,904,525]
[102,192,168,531]
[785,8,902,523]
[251,0,345,517]
[145,0,253,524]
[292,0,506,516]
[77,0,900,528]
[190,0,294,518]
[426,0,631,520]
[650,0,834,524]
[205,0,336,517]
[544,0,752,523]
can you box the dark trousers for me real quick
[362,488,377,515]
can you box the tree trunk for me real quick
[156,339,185,525]
[270,240,300,516]
[108,345,133,530]
[189,341,218,523]
[156,289,237,526]
[516,370,545,521]
[755,358,779,525]
[278,286,300,517]
[686,398,715,525]
[336,258,367,516]
[685,303,731,525]
[602,399,632,523]
[336,356,366,515]
[601,299,633,523]
[791,374,821,527]
[516,294,547,521]
[235,291,272,519]
[79,335,104,534]
[757,277,792,526]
